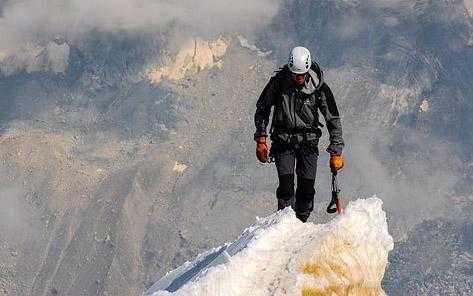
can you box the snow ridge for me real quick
[145,197,394,296]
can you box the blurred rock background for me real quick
[0,0,472,295]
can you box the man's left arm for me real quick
[318,83,344,155]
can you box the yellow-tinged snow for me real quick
[298,198,393,296]
[145,197,394,296]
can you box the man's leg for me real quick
[274,148,296,211]
[295,177,315,222]
[294,148,318,222]
[277,174,295,210]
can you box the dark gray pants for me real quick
[270,141,318,219]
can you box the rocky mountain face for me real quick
[0,0,472,295]
[385,217,473,295]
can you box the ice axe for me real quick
[326,173,342,214]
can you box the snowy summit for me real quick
[145,197,394,296]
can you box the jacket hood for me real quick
[278,61,324,95]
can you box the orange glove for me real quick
[255,136,268,163]
[330,154,344,174]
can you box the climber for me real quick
[254,46,344,222]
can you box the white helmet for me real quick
[288,46,311,74]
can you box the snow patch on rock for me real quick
[173,162,188,174]
[237,35,272,57]
[419,99,429,113]
[147,37,228,84]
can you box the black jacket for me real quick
[254,62,344,154]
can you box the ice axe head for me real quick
[326,191,342,214]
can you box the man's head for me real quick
[288,46,311,85]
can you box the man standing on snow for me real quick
[254,46,344,222]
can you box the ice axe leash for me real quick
[326,173,342,214]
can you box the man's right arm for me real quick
[254,76,277,140]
